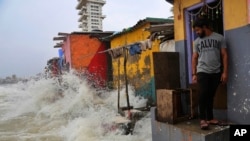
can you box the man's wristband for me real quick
[192,73,196,76]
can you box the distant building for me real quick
[76,0,106,31]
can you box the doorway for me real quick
[185,0,227,109]
[185,0,224,83]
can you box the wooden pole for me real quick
[117,58,121,112]
[124,48,130,111]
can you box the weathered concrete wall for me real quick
[111,23,160,102]
[175,40,188,88]
[225,25,250,124]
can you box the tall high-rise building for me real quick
[76,0,106,32]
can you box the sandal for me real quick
[200,120,209,130]
[207,119,219,125]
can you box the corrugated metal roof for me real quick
[145,23,174,42]
[106,17,174,40]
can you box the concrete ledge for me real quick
[151,107,229,141]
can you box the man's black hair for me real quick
[192,18,211,28]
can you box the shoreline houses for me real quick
[51,17,174,102]
[46,0,250,140]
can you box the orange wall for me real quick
[61,34,110,87]
[70,34,101,71]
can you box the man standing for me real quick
[192,18,228,130]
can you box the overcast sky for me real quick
[0,0,172,78]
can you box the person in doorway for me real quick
[192,18,228,130]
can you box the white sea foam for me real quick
[0,72,152,141]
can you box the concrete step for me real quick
[151,107,229,141]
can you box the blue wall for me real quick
[174,25,250,124]
[175,40,189,88]
[225,25,250,124]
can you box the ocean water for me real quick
[0,72,152,141]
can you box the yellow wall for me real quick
[224,0,248,30]
[173,0,201,41]
[111,23,160,88]
[173,0,248,40]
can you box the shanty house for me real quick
[53,31,114,87]
[109,17,174,104]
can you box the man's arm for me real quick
[192,52,199,82]
[192,52,198,75]
[220,48,228,83]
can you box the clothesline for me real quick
[76,32,160,60]
[97,44,128,54]
[84,32,159,59]
[77,43,132,60]
[77,39,153,60]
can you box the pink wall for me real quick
[62,36,71,68]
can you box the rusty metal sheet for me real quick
[153,52,181,89]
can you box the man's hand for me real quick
[192,75,197,83]
[221,72,228,84]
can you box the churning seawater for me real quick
[0,72,152,141]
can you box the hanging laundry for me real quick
[129,43,141,56]
[139,40,147,51]
[108,50,114,58]
[149,32,158,41]
[146,39,152,50]
[108,47,124,59]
